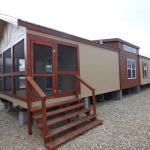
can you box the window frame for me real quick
[13,40,25,72]
[28,34,80,101]
[56,43,79,97]
[127,58,136,79]
[0,38,26,101]
[123,44,137,54]
[143,62,148,78]
[3,48,12,74]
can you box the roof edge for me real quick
[0,13,18,25]
[18,19,118,52]
[139,55,150,60]
[100,38,140,49]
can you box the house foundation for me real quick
[19,110,28,126]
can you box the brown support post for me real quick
[27,110,32,135]
[41,97,49,144]
[92,90,96,116]
[75,79,79,99]
[27,81,32,135]
[26,77,49,143]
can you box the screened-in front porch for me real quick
[0,34,80,101]
[30,35,79,100]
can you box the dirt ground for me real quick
[1,89,150,150]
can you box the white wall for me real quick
[0,21,26,53]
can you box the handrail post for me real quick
[92,90,96,116]
[75,75,97,116]
[27,80,33,135]
[41,97,49,144]
[26,76,48,142]
[76,78,79,99]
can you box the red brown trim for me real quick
[18,20,117,52]
[119,50,140,89]
[101,38,140,49]
[98,38,141,90]
[27,33,80,101]
[0,38,27,101]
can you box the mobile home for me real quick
[96,38,141,94]
[0,14,122,149]
[1,14,150,150]
[139,55,150,87]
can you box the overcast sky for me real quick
[0,0,150,56]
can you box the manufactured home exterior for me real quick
[1,14,150,149]
[98,38,141,90]
[0,18,120,108]
[139,55,150,85]
[0,14,124,149]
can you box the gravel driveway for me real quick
[1,89,150,150]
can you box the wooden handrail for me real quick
[75,75,95,91]
[26,76,46,98]
[75,75,97,115]
[26,76,48,142]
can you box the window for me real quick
[1,39,26,98]
[143,62,148,78]
[34,77,53,96]
[57,44,78,94]
[0,54,2,74]
[13,40,25,72]
[3,49,11,73]
[0,78,2,91]
[58,75,76,93]
[123,44,137,54]
[45,58,52,73]
[4,77,12,94]
[33,44,52,74]
[57,44,78,71]
[14,76,26,97]
[127,59,136,79]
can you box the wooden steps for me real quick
[47,108,90,126]
[32,102,85,120]
[30,98,80,113]
[31,98,102,150]
[46,120,102,150]
[46,115,96,138]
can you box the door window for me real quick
[33,43,54,97]
[57,44,78,94]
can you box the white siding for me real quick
[0,21,26,53]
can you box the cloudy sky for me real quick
[0,0,150,56]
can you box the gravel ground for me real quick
[1,89,150,150]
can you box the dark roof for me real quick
[0,13,140,52]
[18,19,118,52]
[100,38,140,49]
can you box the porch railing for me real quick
[26,76,49,138]
[75,75,97,116]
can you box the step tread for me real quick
[30,98,80,112]
[47,108,90,126]
[46,120,102,149]
[32,103,85,120]
[46,115,96,138]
